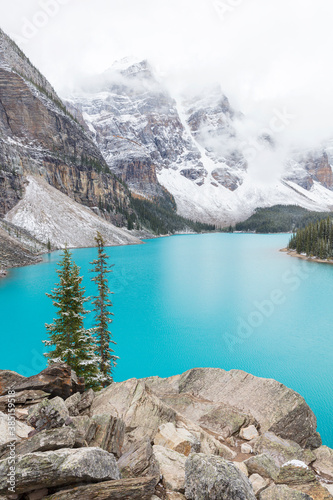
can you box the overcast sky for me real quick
[0,0,332,153]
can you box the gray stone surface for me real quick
[153,445,187,492]
[240,424,259,441]
[313,446,333,479]
[259,484,313,499]
[0,410,33,447]
[244,453,280,480]
[44,476,157,499]
[185,453,256,500]
[90,378,176,451]
[65,392,81,416]
[276,461,316,485]
[85,413,125,458]
[254,432,315,467]
[1,427,77,458]
[154,422,200,456]
[249,473,269,495]
[0,447,120,495]
[0,370,26,396]
[77,388,95,412]
[27,396,70,432]
[118,437,159,479]
[144,368,317,446]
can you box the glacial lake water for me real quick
[0,233,332,446]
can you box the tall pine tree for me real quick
[90,232,118,387]
[43,247,99,387]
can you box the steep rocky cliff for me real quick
[0,28,132,226]
[286,151,333,191]
[66,59,203,204]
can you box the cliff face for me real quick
[69,58,333,225]
[67,59,202,203]
[0,219,44,273]
[0,29,131,225]
[287,151,333,191]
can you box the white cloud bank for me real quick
[1,0,333,179]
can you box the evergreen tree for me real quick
[43,247,99,387]
[90,233,118,387]
[288,216,333,259]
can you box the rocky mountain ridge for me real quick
[0,29,147,270]
[0,27,131,221]
[68,59,333,225]
[0,363,332,499]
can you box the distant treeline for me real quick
[235,205,333,233]
[288,217,333,259]
[130,195,216,234]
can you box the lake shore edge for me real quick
[281,247,333,265]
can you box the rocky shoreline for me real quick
[0,364,332,499]
[281,248,333,265]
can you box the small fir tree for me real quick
[43,247,99,387]
[90,232,118,387]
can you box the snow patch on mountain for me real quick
[5,176,141,249]
[67,59,333,224]
[158,168,333,225]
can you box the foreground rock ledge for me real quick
[44,476,158,500]
[0,364,331,499]
[143,367,318,446]
[185,453,256,500]
[0,447,120,495]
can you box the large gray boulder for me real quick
[154,392,253,439]
[184,453,256,500]
[253,432,315,467]
[0,447,120,495]
[259,484,313,499]
[117,437,159,479]
[313,445,333,479]
[85,414,125,458]
[275,460,316,485]
[154,422,200,456]
[44,476,157,499]
[0,389,49,412]
[0,427,78,458]
[0,411,33,448]
[244,453,280,480]
[90,378,176,450]
[64,389,95,416]
[0,369,26,395]
[153,445,187,492]
[68,415,91,440]
[27,396,70,432]
[144,368,317,446]
[77,388,95,413]
[65,392,82,416]
[12,363,84,399]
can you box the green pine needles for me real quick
[43,236,118,389]
[90,232,118,387]
[288,216,333,259]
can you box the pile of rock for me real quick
[0,364,332,499]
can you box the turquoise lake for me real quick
[0,233,332,446]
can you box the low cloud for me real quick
[0,0,332,175]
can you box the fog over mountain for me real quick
[1,0,333,192]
